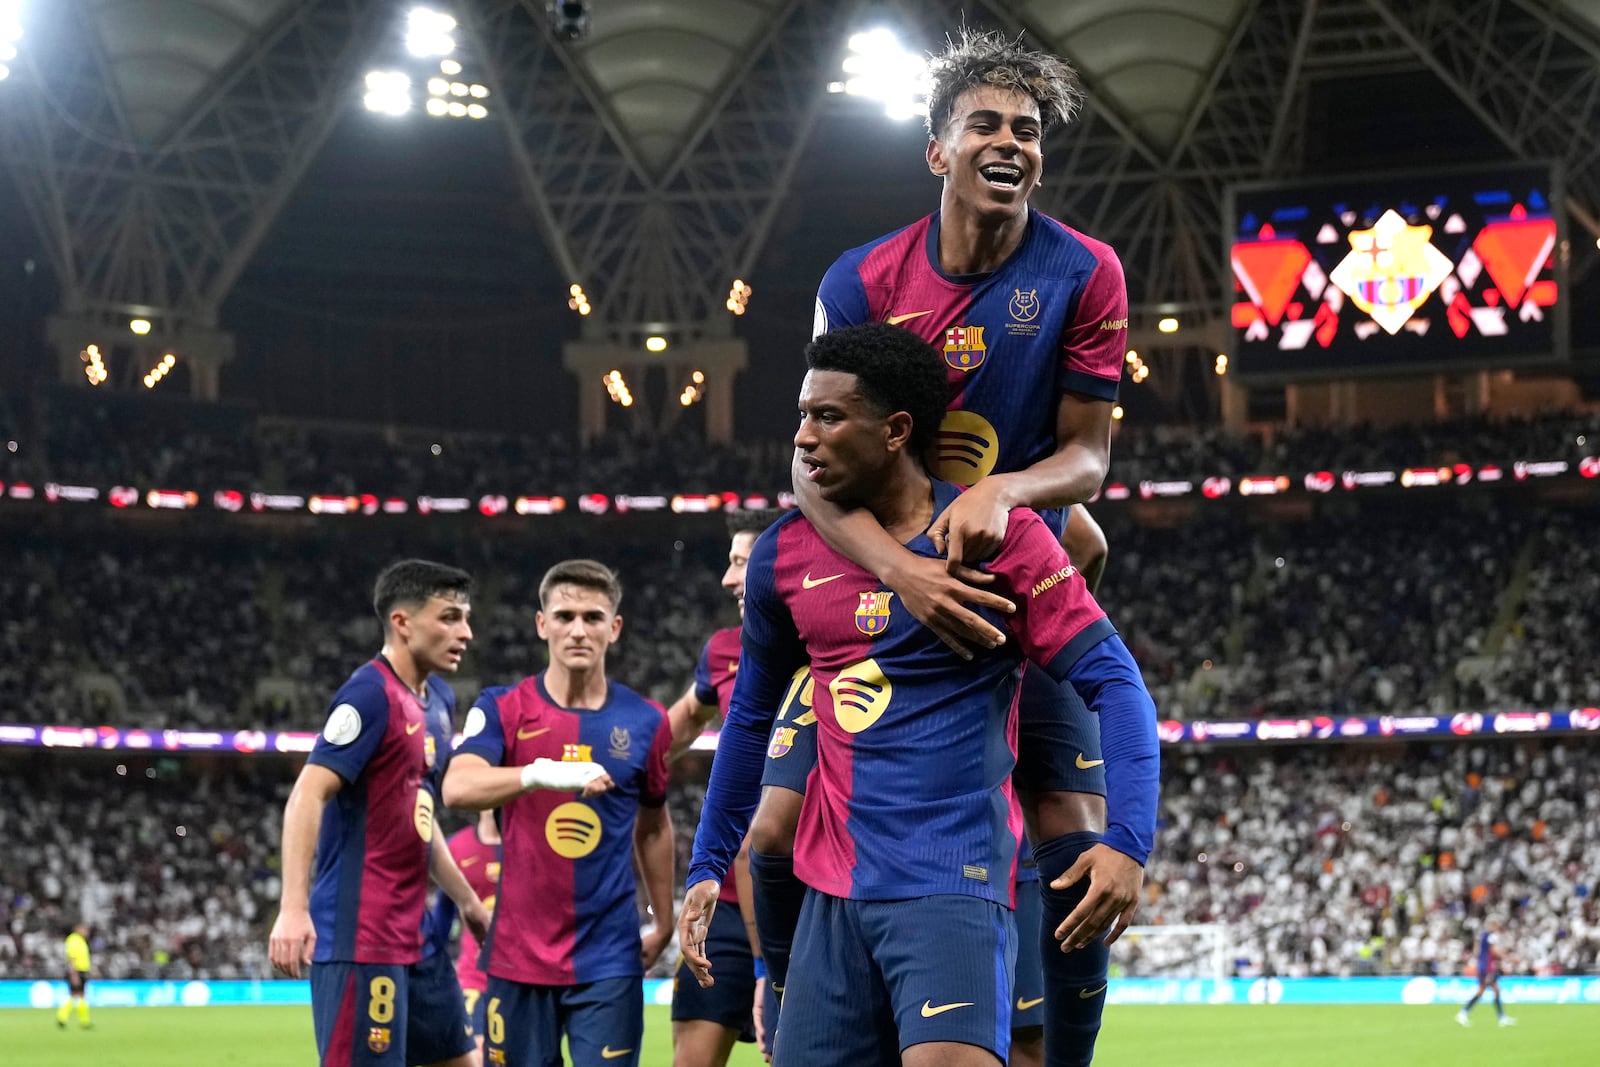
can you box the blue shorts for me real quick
[1014,663,1105,795]
[311,956,473,1067]
[463,984,487,1041]
[482,974,643,1067]
[672,900,756,1039]
[1011,878,1044,1031]
[776,891,1015,1065]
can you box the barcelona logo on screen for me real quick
[854,591,895,636]
[943,325,986,371]
[1229,169,1560,368]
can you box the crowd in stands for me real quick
[4,737,1593,983]
[4,500,1598,730]
[5,389,1597,497]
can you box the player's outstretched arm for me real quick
[429,838,491,944]
[791,450,1014,659]
[635,802,675,969]
[443,753,612,810]
[665,683,720,763]
[269,763,342,979]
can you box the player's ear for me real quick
[926,136,948,178]
[609,613,623,642]
[884,409,914,453]
[534,610,548,641]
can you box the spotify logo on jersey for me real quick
[545,801,603,859]
[935,411,999,486]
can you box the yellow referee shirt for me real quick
[64,932,90,974]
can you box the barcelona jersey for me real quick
[691,480,1116,906]
[456,674,671,986]
[693,626,747,905]
[815,209,1127,535]
[445,825,501,993]
[306,657,437,964]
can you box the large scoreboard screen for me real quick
[1227,164,1567,379]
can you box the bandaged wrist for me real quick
[520,758,604,792]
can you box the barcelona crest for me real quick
[368,1027,392,1053]
[854,591,895,636]
[943,325,987,371]
[768,726,798,759]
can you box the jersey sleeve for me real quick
[306,675,391,784]
[640,704,672,808]
[989,509,1159,864]
[986,509,1116,677]
[1057,247,1128,402]
[688,529,808,888]
[814,252,871,337]
[691,638,719,707]
[453,689,509,767]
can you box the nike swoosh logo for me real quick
[920,1000,973,1018]
[887,310,934,326]
[405,722,422,735]
[801,572,844,589]
[600,1048,633,1060]
[1015,996,1044,1011]
[518,727,551,740]
[1075,754,1105,769]
[1080,984,1107,999]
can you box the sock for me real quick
[747,847,806,1001]
[1035,832,1112,1067]
[1462,991,1482,1013]
[1493,989,1504,1019]
[77,998,90,1026]
[57,999,71,1024]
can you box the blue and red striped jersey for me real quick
[692,626,746,905]
[815,209,1127,536]
[456,673,671,986]
[306,657,438,964]
[445,825,501,993]
[691,480,1115,907]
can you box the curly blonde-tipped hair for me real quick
[925,29,1084,140]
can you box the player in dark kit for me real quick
[682,323,1159,1067]
[269,559,486,1067]
[664,514,782,1067]
[763,30,1156,1067]
[443,560,675,1067]
[1457,920,1516,1027]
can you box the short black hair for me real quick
[539,558,623,612]
[804,322,947,458]
[372,559,472,625]
[926,28,1083,140]
[726,508,783,539]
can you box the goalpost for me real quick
[1118,924,1232,980]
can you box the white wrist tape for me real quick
[520,758,606,792]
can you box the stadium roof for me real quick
[1,0,1598,426]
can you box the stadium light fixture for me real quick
[129,318,151,335]
[1111,405,1124,420]
[426,97,448,117]
[81,345,107,386]
[466,103,487,119]
[1157,316,1180,333]
[835,28,930,121]
[1214,354,1229,376]
[440,58,462,76]
[406,7,456,58]
[363,70,412,115]
[645,335,668,353]
[143,353,176,389]
[691,370,704,384]
[0,0,20,45]
[727,279,751,316]
[604,369,633,407]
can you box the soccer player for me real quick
[268,559,485,1067]
[682,322,1158,1067]
[442,559,675,1067]
[664,514,782,1067]
[441,811,503,1053]
[57,921,92,1030]
[783,29,1155,1067]
[1457,920,1516,1027]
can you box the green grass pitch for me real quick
[10,1003,1596,1065]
